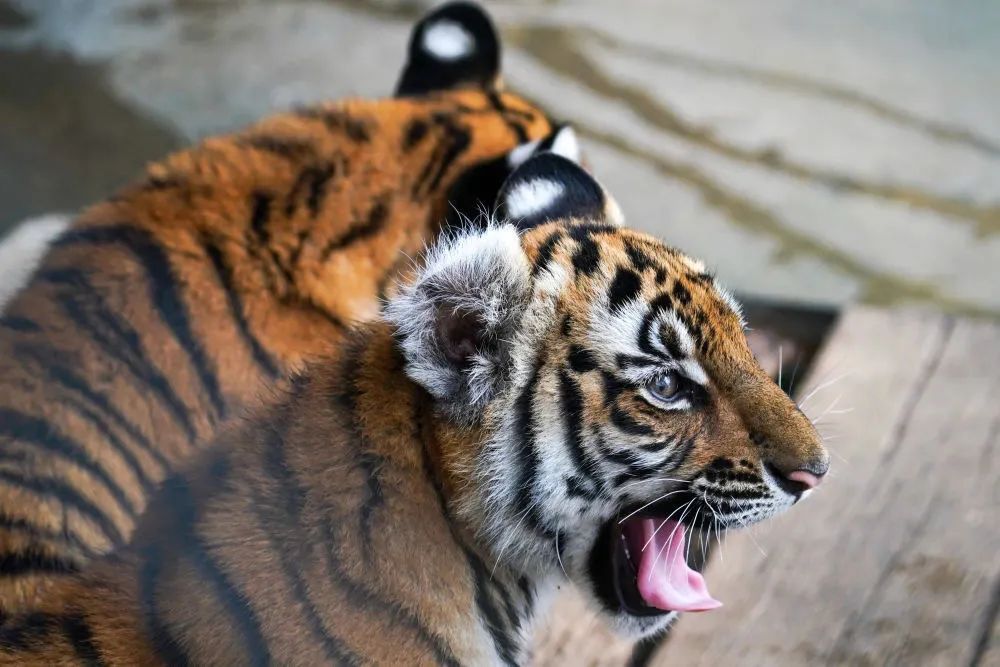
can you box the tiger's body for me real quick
[0,2,561,611]
[0,153,828,665]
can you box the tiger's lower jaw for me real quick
[584,510,721,638]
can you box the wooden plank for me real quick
[651,308,1000,666]
[530,303,834,666]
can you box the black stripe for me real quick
[462,547,519,667]
[329,354,386,560]
[38,268,199,442]
[17,343,160,494]
[52,225,227,420]
[402,118,429,151]
[512,359,557,541]
[607,267,642,312]
[15,342,170,472]
[284,163,337,219]
[571,235,601,277]
[672,280,692,305]
[487,90,529,143]
[139,543,191,666]
[159,474,271,665]
[61,615,105,666]
[610,406,656,437]
[239,135,316,161]
[250,192,272,242]
[414,115,472,199]
[202,238,281,379]
[0,512,97,560]
[623,239,656,273]
[567,345,597,374]
[557,370,606,496]
[320,196,391,262]
[594,435,661,480]
[295,107,372,143]
[0,470,125,546]
[0,550,79,577]
[0,316,40,333]
[637,292,674,359]
[357,451,385,559]
[415,396,521,666]
[531,230,564,277]
[254,430,363,666]
[0,409,137,519]
[0,612,59,650]
[615,353,658,370]
[565,475,598,500]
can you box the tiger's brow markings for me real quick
[607,267,643,312]
[531,229,565,277]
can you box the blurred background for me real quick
[1,2,997,665]
[2,0,998,315]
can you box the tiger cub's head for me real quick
[387,155,829,638]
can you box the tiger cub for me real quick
[0,154,828,665]
[0,1,570,611]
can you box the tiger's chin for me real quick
[578,506,721,639]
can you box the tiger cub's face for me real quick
[388,154,829,638]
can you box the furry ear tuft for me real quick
[386,225,530,424]
[443,123,583,231]
[395,2,501,96]
[496,153,623,231]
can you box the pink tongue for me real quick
[634,518,722,612]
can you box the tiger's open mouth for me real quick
[589,506,721,616]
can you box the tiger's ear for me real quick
[443,124,582,229]
[395,1,501,97]
[496,153,624,231]
[386,225,530,424]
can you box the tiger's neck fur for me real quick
[0,323,552,665]
[0,88,553,611]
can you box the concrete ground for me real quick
[1,0,997,315]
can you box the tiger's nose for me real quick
[766,460,829,497]
[786,469,825,490]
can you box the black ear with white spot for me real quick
[442,123,583,230]
[496,152,623,230]
[395,1,501,97]
[386,226,531,424]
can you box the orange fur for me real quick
[0,80,553,611]
[0,217,826,664]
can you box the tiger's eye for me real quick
[649,371,682,402]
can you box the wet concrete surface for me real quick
[0,42,179,222]
[1,0,997,314]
